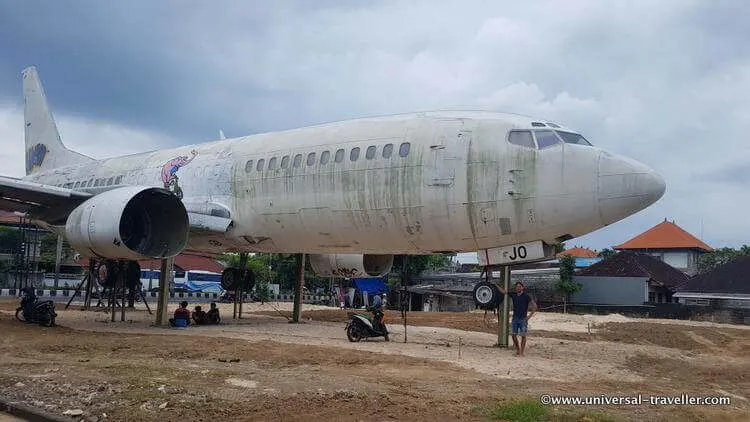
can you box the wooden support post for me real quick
[499,266,510,347]
[120,263,126,322]
[84,260,95,310]
[292,253,305,323]
[155,257,174,326]
[238,253,248,319]
[53,234,63,289]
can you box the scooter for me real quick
[346,308,389,342]
[15,288,57,327]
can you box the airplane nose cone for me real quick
[597,151,666,225]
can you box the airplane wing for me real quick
[1,175,233,234]
[0,175,92,224]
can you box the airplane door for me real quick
[425,119,470,187]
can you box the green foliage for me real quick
[483,398,618,422]
[598,247,617,259]
[0,227,22,252]
[698,246,750,274]
[255,280,273,302]
[392,254,450,285]
[218,253,330,292]
[487,398,548,422]
[556,255,581,295]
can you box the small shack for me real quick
[573,252,689,305]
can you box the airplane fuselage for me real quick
[24,111,665,256]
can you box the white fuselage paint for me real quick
[24,111,665,256]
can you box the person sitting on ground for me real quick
[192,305,208,325]
[206,302,221,325]
[169,301,191,328]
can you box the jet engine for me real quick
[309,254,393,278]
[65,186,189,260]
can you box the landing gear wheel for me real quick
[473,280,500,310]
[221,268,241,291]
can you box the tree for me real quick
[598,248,617,259]
[556,255,581,313]
[697,246,750,274]
[391,254,450,286]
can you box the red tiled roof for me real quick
[615,220,712,252]
[79,254,226,273]
[557,247,598,258]
[0,211,22,225]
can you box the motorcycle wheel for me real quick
[382,325,389,342]
[15,307,25,322]
[346,323,363,342]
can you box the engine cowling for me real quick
[65,186,189,260]
[309,254,393,278]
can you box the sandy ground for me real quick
[0,300,748,422]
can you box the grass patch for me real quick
[487,398,548,422]
[484,398,618,422]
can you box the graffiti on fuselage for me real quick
[161,150,197,199]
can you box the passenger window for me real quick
[350,147,360,161]
[107,177,114,186]
[256,159,265,171]
[281,155,290,169]
[508,131,535,148]
[268,157,278,170]
[366,146,376,160]
[335,149,345,163]
[307,152,316,166]
[115,175,123,184]
[88,179,93,187]
[245,160,253,173]
[399,142,411,157]
[320,150,330,165]
[383,143,393,158]
[534,130,561,149]
[80,181,87,188]
[293,154,302,168]
[94,179,101,187]
[74,181,80,188]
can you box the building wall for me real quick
[572,276,649,306]
[630,248,702,276]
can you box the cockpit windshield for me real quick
[507,129,594,150]
[555,131,592,146]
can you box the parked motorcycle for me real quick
[346,309,389,342]
[15,288,57,327]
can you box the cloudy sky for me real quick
[1,0,748,262]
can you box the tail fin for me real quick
[23,66,93,175]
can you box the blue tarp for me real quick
[174,281,223,294]
[575,257,603,267]
[353,278,387,295]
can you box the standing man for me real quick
[499,282,537,356]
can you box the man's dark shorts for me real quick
[511,315,528,336]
